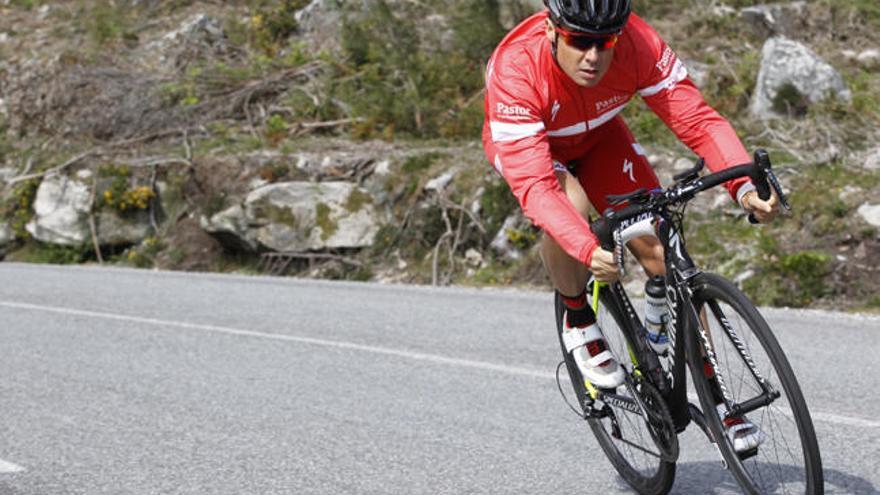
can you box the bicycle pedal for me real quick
[737,447,759,461]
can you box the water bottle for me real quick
[644,275,670,354]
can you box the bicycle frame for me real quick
[591,206,782,432]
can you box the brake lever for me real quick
[766,169,791,211]
[748,168,791,224]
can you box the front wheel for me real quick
[555,291,676,495]
[686,273,823,494]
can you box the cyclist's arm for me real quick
[483,57,600,266]
[632,19,754,204]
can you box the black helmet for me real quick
[545,0,632,35]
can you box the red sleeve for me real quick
[632,19,753,202]
[483,52,599,265]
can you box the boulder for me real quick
[25,173,155,247]
[750,37,850,120]
[199,205,259,252]
[202,181,381,252]
[26,174,91,245]
[96,210,153,246]
[740,2,808,38]
[858,204,880,228]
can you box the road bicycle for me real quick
[554,150,823,494]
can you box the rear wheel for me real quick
[687,273,823,494]
[555,290,676,495]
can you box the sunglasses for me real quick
[555,26,619,51]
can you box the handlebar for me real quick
[590,149,789,251]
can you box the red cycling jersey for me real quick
[482,11,753,266]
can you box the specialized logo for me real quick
[496,102,533,120]
[668,228,685,261]
[665,284,678,388]
[623,159,636,183]
[617,211,653,232]
[596,95,625,112]
[656,46,675,75]
[551,100,561,122]
[605,396,642,415]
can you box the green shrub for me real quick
[97,165,155,214]
[248,0,309,56]
[319,0,505,139]
[1,178,40,240]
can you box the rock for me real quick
[373,160,391,176]
[750,37,851,120]
[710,4,736,17]
[24,173,156,247]
[856,49,880,70]
[26,174,91,245]
[838,185,860,202]
[464,248,484,268]
[0,223,14,254]
[684,60,711,88]
[0,33,9,44]
[145,13,227,70]
[36,4,50,20]
[740,2,808,38]
[0,167,16,182]
[858,203,880,228]
[489,211,533,261]
[200,204,259,252]
[203,181,381,252]
[96,210,153,246]
[424,172,455,193]
[295,0,346,51]
[864,148,880,171]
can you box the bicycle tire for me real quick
[555,291,676,495]
[686,273,823,495]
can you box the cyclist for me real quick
[481,0,778,453]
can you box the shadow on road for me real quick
[613,461,879,494]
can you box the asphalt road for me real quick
[0,263,878,494]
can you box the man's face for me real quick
[546,20,615,88]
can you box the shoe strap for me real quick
[586,350,615,368]
[727,422,755,436]
[562,324,605,353]
[562,328,589,353]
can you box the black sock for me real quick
[560,290,597,328]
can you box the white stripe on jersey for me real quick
[547,121,587,137]
[588,103,628,130]
[638,59,689,97]
[490,121,545,142]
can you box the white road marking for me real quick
[2,300,879,431]
[0,458,24,473]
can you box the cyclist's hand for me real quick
[590,248,619,283]
[740,190,779,223]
